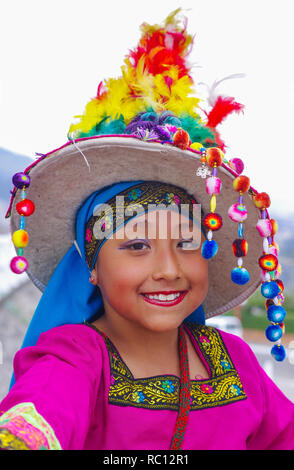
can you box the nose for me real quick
[151,243,182,281]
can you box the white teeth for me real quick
[144,292,181,301]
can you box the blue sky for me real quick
[1,0,293,214]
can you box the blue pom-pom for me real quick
[267,305,287,323]
[265,324,283,342]
[231,267,250,285]
[261,281,280,299]
[201,239,218,259]
[271,344,286,362]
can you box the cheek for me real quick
[98,253,147,294]
[186,256,209,295]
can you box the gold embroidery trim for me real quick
[103,323,247,410]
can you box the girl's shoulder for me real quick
[36,322,106,347]
[14,323,109,378]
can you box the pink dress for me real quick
[0,322,293,450]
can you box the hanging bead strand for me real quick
[254,192,287,361]
[229,175,251,285]
[200,148,224,260]
[10,172,35,274]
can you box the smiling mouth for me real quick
[140,291,188,306]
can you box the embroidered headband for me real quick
[84,180,203,271]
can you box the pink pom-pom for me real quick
[10,256,29,274]
[228,158,244,175]
[228,203,248,223]
[205,176,222,196]
[256,219,272,237]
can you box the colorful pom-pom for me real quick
[12,172,31,189]
[256,219,272,238]
[261,281,280,299]
[276,279,284,294]
[270,219,278,235]
[205,176,222,196]
[231,267,250,285]
[206,147,224,168]
[228,203,248,223]
[203,213,223,231]
[190,142,203,151]
[12,229,29,248]
[228,158,244,175]
[172,129,190,150]
[233,175,250,193]
[10,256,29,274]
[16,199,35,217]
[271,344,286,362]
[232,238,248,257]
[259,254,278,272]
[267,305,287,323]
[253,192,271,209]
[265,324,283,342]
[201,239,218,259]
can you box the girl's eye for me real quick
[178,240,199,250]
[126,241,149,251]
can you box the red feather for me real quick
[206,96,244,128]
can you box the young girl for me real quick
[1,10,293,450]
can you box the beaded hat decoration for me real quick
[6,9,286,361]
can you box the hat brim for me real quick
[10,136,262,319]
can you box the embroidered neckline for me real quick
[84,322,247,411]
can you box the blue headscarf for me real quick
[10,180,205,389]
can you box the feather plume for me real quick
[68,9,243,152]
[206,96,244,128]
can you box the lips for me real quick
[141,290,188,307]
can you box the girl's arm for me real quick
[0,324,102,450]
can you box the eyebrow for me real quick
[130,218,195,231]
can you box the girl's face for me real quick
[91,210,208,333]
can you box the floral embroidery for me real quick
[199,334,210,344]
[132,391,145,403]
[128,188,142,201]
[230,385,241,396]
[166,192,180,205]
[86,228,92,243]
[0,403,62,450]
[85,322,247,411]
[162,380,175,394]
[110,374,116,386]
[102,214,113,231]
[200,384,214,394]
[221,360,232,370]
